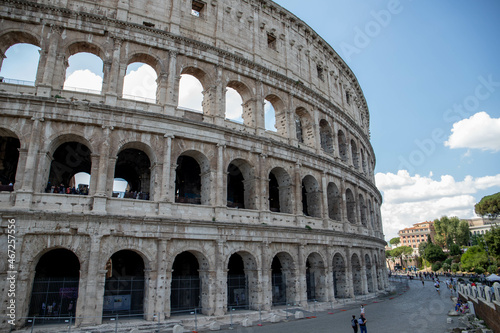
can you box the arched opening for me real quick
[171,252,201,314]
[47,142,92,194]
[327,182,342,221]
[0,43,40,84]
[268,172,280,212]
[122,62,157,103]
[346,189,356,223]
[332,253,348,299]
[301,175,321,217]
[225,87,243,123]
[374,254,382,290]
[319,119,334,154]
[269,167,293,214]
[175,155,201,205]
[351,254,362,296]
[63,52,103,94]
[28,249,80,321]
[0,133,20,190]
[227,160,255,210]
[265,94,287,136]
[306,253,326,302]
[361,149,367,174]
[271,253,296,306]
[351,140,359,169]
[295,108,314,147]
[264,99,276,132]
[114,148,151,200]
[178,74,204,112]
[103,250,145,318]
[369,200,375,228]
[112,178,128,198]
[295,117,303,143]
[227,253,249,310]
[338,130,348,163]
[359,194,367,226]
[70,172,91,195]
[365,254,373,293]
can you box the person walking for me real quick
[358,315,367,333]
[351,314,359,333]
[420,275,424,287]
[360,304,365,318]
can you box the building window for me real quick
[192,0,205,17]
[317,65,324,81]
[267,33,276,50]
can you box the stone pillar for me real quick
[154,239,168,320]
[325,247,335,302]
[94,126,113,196]
[160,135,174,202]
[156,72,168,105]
[165,51,179,110]
[216,144,225,207]
[294,162,302,219]
[144,268,157,320]
[297,244,307,306]
[255,82,266,136]
[321,171,329,228]
[104,37,123,105]
[36,25,62,97]
[345,248,354,298]
[88,153,100,196]
[260,242,272,311]
[287,95,297,146]
[79,236,105,326]
[214,240,227,316]
[258,154,268,212]
[360,262,368,295]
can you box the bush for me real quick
[444,258,453,266]
[474,267,485,274]
[451,263,460,272]
[487,265,498,274]
[442,262,451,271]
[432,261,442,272]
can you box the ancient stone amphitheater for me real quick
[0,0,386,329]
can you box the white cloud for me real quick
[225,87,243,123]
[63,69,102,92]
[375,171,500,241]
[178,74,203,111]
[445,112,500,152]
[123,64,157,100]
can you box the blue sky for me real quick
[272,0,500,239]
[1,1,499,241]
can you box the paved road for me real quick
[216,279,462,333]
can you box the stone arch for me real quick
[319,119,334,154]
[368,199,375,228]
[351,253,362,296]
[361,148,367,174]
[295,107,315,147]
[306,252,327,302]
[264,94,287,136]
[174,149,212,205]
[0,30,40,66]
[103,249,147,318]
[332,252,348,298]
[225,80,253,126]
[170,250,210,314]
[268,167,293,214]
[65,41,106,60]
[338,130,348,163]
[301,175,321,217]
[227,158,256,210]
[327,182,342,221]
[126,52,164,74]
[346,188,356,223]
[359,193,367,226]
[28,248,81,320]
[271,251,297,306]
[365,253,373,293]
[351,139,359,169]
[226,251,259,310]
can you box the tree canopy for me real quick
[423,243,447,263]
[389,237,401,246]
[433,216,469,248]
[483,225,500,258]
[475,192,500,220]
[461,245,489,272]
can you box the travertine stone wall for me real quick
[0,0,386,329]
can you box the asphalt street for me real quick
[216,278,463,333]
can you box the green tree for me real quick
[461,245,489,272]
[449,243,461,256]
[475,192,500,220]
[391,246,414,268]
[418,241,428,257]
[389,237,401,247]
[483,225,500,258]
[433,216,469,248]
[423,243,447,263]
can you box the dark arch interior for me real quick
[175,155,201,204]
[227,163,244,208]
[103,250,145,317]
[47,142,91,190]
[271,256,286,305]
[227,253,248,309]
[114,148,151,198]
[269,172,280,212]
[0,136,20,189]
[171,251,201,313]
[29,249,80,319]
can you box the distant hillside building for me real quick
[398,221,435,251]
[463,217,500,237]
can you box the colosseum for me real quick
[0,0,386,329]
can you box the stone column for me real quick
[325,246,335,302]
[360,262,368,295]
[104,37,123,105]
[258,154,268,212]
[92,126,112,213]
[165,51,179,110]
[297,244,307,306]
[36,25,62,97]
[260,242,272,311]
[216,144,225,207]
[294,162,302,220]
[321,171,329,228]
[214,240,227,316]
[154,239,168,320]
[345,248,354,298]
[160,135,174,202]
[156,72,168,105]
[79,236,105,326]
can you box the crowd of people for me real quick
[45,182,89,195]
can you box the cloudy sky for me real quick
[1,1,499,241]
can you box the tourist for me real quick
[351,314,359,333]
[358,315,367,333]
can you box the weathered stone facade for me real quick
[0,0,386,329]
